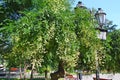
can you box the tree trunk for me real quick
[19,66,22,79]
[30,63,35,80]
[45,70,48,80]
[30,69,34,80]
[24,66,27,79]
[19,63,24,79]
[50,61,65,80]
[8,68,10,80]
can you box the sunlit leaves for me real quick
[74,8,101,71]
[108,30,120,72]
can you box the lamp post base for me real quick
[96,70,100,80]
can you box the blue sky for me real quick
[73,0,120,29]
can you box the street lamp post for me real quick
[76,1,87,9]
[95,8,106,28]
[75,1,107,80]
[95,8,107,80]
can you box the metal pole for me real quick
[76,70,82,80]
[96,69,99,80]
[96,51,99,80]
[79,71,82,80]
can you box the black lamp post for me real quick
[95,8,107,80]
[95,8,106,28]
[76,1,87,9]
[75,1,107,80]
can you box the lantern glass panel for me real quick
[98,13,106,25]
[97,31,106,40]
[95,8,106,26]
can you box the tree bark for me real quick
[50,61,65,80]
[30,63,35,80]
[23,66,27,79]
[45,70,48,79]
[8,68,10,80]
[19,66,22,79]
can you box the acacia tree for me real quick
[74,7,103,72]
[3,0,110,80]
[104,20,117,32]
[0,0,32,69]
[4,11,46,79]
[4,0,80,80]
[106,29,120,73]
